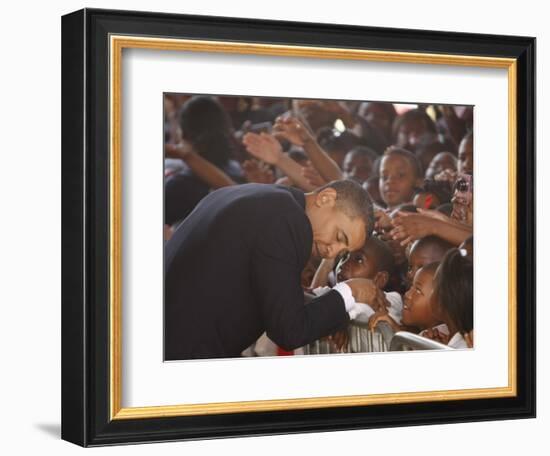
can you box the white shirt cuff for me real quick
[349,302,376,322]
[332,282,356,312]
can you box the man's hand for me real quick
[242,132,284,165]
[344,278,389,311]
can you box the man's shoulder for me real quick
[213,183,305,211]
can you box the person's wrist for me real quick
[301,131,315,147]
[176,141,195,160]
[430,218,441,236]
[273,149,285,166]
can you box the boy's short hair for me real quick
[362,237,395,275]
[411,235,453,258]
[383,146,423,179]
[347,145,379,163]
[316,180,375,237]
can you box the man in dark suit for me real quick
[164,180,377,360]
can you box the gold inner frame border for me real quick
[109,35,517,420]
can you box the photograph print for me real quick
[163,94,474,361]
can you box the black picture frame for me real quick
[61,7,536,447]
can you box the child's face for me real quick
[379,154,419,209]
[458,136,473,175]
[336,249,378,282]
[406,241,447,285]
[425,152,457,179]
[343,152,373,183]
[396,117,429,151]
[403,267,438,329]
[364,103,392,135]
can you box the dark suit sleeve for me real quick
[251,215,350,350]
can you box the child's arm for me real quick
[390,211,472,246]
[273,117,343,183]
[165,142,236,189]
[242,132,316,191]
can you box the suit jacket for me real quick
[164,183,349,360]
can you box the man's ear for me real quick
[316,187,337,208]
[415,177,424,188]
[373,271,389,289]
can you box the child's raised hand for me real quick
[374,209,393,233]
[242,132,284,165]
[165,139,194,160]
[242,159,276,184]
[390,212,434,246]
[273,116,312,146]
[301,164,328,188]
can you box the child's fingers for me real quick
[400,236,413,247]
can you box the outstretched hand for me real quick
[273,116,312,146]
[301,164,328,188]
[374,209,393,233]
[242,132,284,165]
[389,211,435,246]
[165,139,194,160]
[242,159,276,184]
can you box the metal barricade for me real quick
[303,324,450,355]
[389,331,450,351]
[303,321,394,354]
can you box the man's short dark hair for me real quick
[316,179,375,238]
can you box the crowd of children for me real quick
[164,94,474,354]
